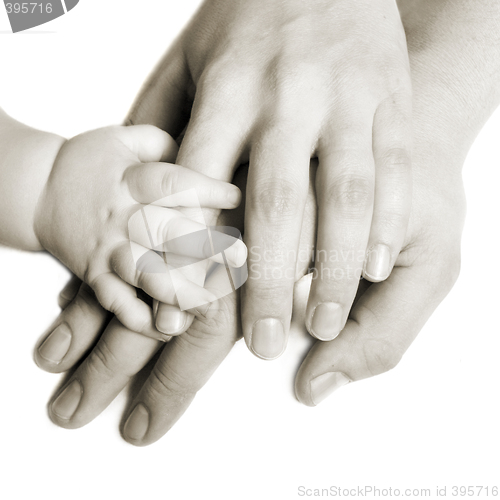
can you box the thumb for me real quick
[119,124,178,163]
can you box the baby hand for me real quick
[34,124,245,340]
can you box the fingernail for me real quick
[59,279,79,303]
[227,186,241,206]
[364,244,391,282]
[225,240,247,268]
[155,306,187,334]
[52,380,82,420]
[250,318,286,360]
[38,324,72,364]
[124,403,149,442]
[310,372,350,406]
[310,302,343,341]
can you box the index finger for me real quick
[121,264,240,446]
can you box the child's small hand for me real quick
[34,125,245,340]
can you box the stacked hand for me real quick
[128,0,413,356]
[35,0,500,445]
[34,124,245,340]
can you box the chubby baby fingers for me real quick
[110,243,220,319]
[124,161,241,209]
[118,124,179,163]
[91,273,168,340]
[127,205,247,268]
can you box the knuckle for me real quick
[106,295,147,334]
[190,308,236,343]
[107,295,128,321]
[192,288,240,341]
[325,174,373,215]
[148,363,196,400]
[378,147,411,172]
[85,340,117,380]
[198,61,245,105]
[251,179,302,221]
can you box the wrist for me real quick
[0,115,66,251]
[31,134,68,253]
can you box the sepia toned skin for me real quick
[0,117,244,338]
[127,0,414,352]
[36,0,500,445]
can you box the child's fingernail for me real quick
[225,240,247,268]
[156,305,187,334]
[51,380,82,420]
[310,372,350,406]
[310,302,342,341]
[38,324,72,364]
[250,318,286,360]
[227,186,241,206]
[363,244,391,282]
[124,404,149,442]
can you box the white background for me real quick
[0,1,499,499]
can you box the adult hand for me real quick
[36,0,500,445]
[295,0,500,404]
[35,165,318,445]
[128,0,413,358]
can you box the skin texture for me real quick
[0,109,65,251]
[36,0,500,444]
[127,0,413,356]
[33,124,243,339]
[0,115,244,340]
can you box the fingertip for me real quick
[295,359,351,407]
[226,184,242,208]
[154,303,189,335]
[34,323,73,373]
[48,379,84,429]
[122,403,150,445]
[246,318,287,360]
[294,375,316,407]
[124,124,179,163]
[225,239,248,268]
[362,243,392,282]
[197,179,241,209]
[306,302,343,342]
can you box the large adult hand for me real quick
[128,0,413,358]
[35,166,318,445]
[295,0,500,404]
[35,0,500,445]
